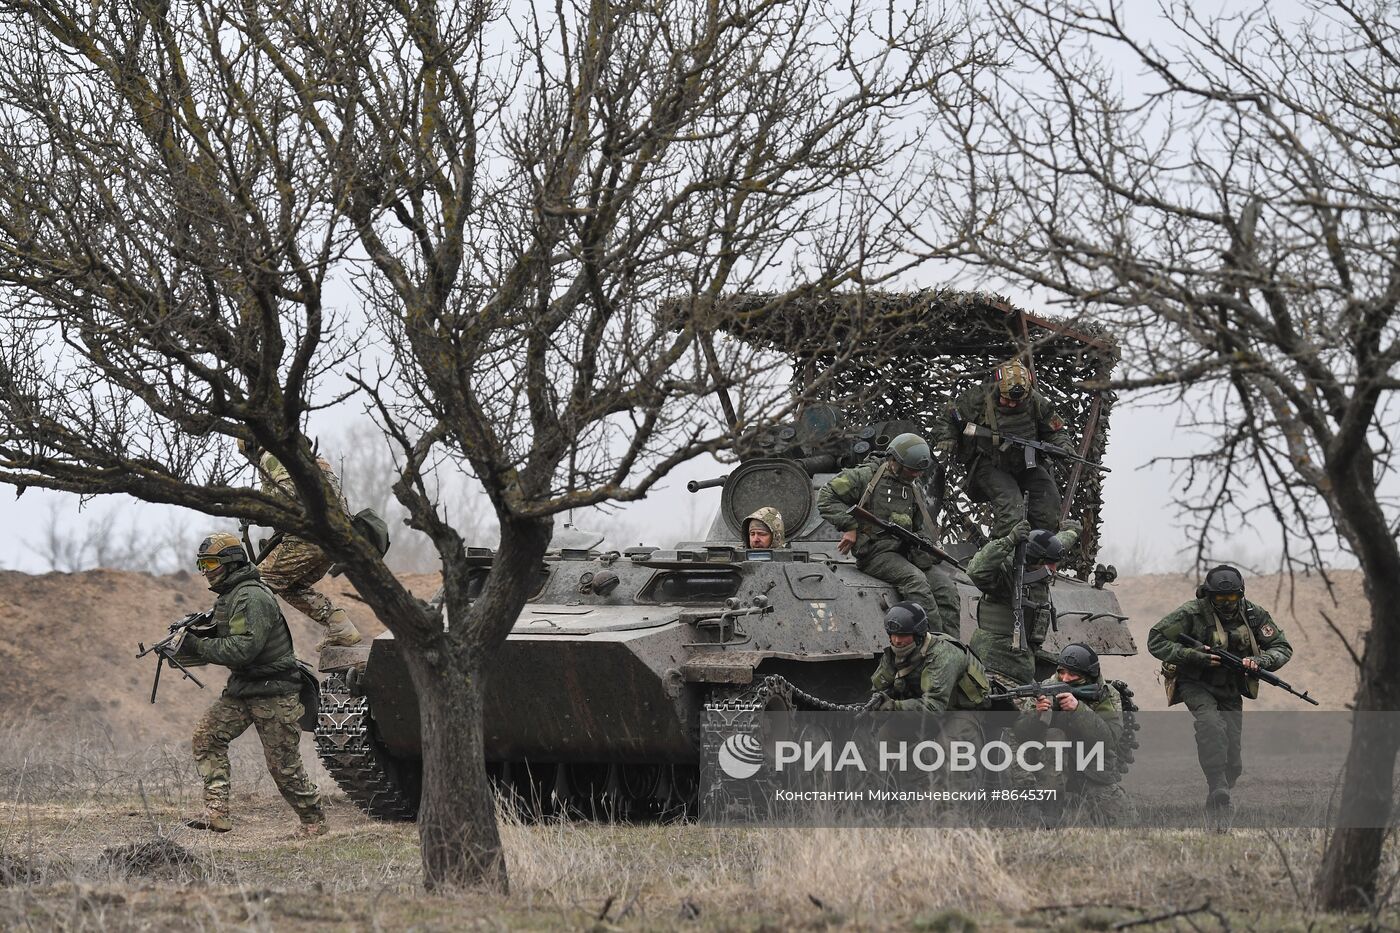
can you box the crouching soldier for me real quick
[1010,643,1132,825]
[870,602,990,791]
[179,532,327,837]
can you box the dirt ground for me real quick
[0,568,1388,930]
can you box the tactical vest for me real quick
[978,391,1047,472]
[884,633,990,709]
[974,566,1055,643]
[212,571,299,694]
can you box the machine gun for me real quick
[952,412,1110,473]
[845,505,966,571]
[136,610,212,703]
[986,681,1106,704]
[1011,497,1028,650]
[1180,634,1319,705]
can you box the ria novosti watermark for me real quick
[701,711,1399,828]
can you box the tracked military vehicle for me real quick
[316,290,1136,820]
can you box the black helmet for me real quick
[1198,565,1245,596]
[1058,642,1101,679]
[888,433,932,473]
[1025,529,1065,565]
[883,601,929,638]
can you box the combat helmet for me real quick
[196,532,248,573]
[1057,642,1101,680]
[888,432,932,473]
[995,359,1034,401]
[1025,529,1065,565]
[1197,564,1245,616]
[883,601,929,638]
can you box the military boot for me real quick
[318,609,362,650]
[294,816,328,839]
[184,811,232,833]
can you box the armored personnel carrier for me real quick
[316,290,1136,820]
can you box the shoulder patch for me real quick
[1048,414,1065,431]
[1259,622,1277,638]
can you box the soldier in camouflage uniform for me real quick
[870,602,990,791]
[1011,643,1133,825]
[966,518,1082,684]
[1148,565,1293,812]
[179,532,326,836]
[816,433,961,635]
[240,441,361,650]
[929,360,1074,536]
[743,507,786,549]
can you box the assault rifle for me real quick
[136,610,212,703]
[952,413,1110,473]
[1180,634,1319,706]
[845,505,966,571]
[1011,494,1029,650]
[986,681,1106,704]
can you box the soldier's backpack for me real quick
[351,508,391,557]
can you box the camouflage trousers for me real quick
[191,693,323,824]
[1177,680,1244,790]
[259,535,338,625]
[858,549,962,637]
[969,462,1061,537]
[875,711,983,793]
[1007,725,1133,825]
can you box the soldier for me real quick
[929,359,1074,536]
[240,440,362,650]
[743,507,786,549]
[1147,565,1293,813]
[1011,643,1132,825]
[179,532,326,837]
[816,433,961,635]
[870,602,990,791]
[966,518,1081,684]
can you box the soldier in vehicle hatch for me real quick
[1147,565,1293,815]
[817,433,961,635]
[929,359,1074,536]
[178,532,326,837]
[743,507,787,549]
[966,518,1082,684]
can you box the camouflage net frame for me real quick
[715,287,1119,579]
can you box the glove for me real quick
[875,694,898,711]
[935,439,955,456]
[1060,518,1083,535]
[1247,655,1269,671]
[1184,648,1214,666]
[1010,519,1032,544]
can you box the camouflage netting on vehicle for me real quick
[704,287,1119,578]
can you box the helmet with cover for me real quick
[196,532,248,575]
[888,432,932,473]
[995,359,1034,402]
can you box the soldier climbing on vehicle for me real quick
[929,359,1078,536]
[817,433,962,635]
[966,518,1082,685]
[238,440,362,650]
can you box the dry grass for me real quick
[0,722,1396,931]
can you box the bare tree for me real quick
[0,0,981,890]
[927,0,1400,908]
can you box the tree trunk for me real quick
[401,639,507,892]
[1316,455,1400,911]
